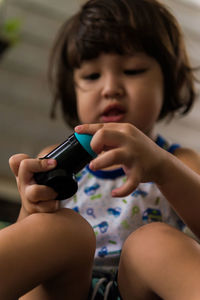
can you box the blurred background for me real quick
[0,0,199,222]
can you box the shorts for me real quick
[88,270,122,300]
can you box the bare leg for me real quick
[0,208,95,300]
[118,222,200,300]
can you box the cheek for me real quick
[76,95,95,124]
[75,86,100,124]
[143,97,162,122]
[77,100,87,124]
[144,89,163,120]
[142,75,164,116]
[76,90,86,123]
[130,86,163,132]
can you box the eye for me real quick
[83,73,100,80]
[124,68,147,76]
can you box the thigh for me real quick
[118,222,200,300]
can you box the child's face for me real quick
[73,53,164,135]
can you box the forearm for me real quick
[157,152,200,238]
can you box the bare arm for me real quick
[156,151,200,238]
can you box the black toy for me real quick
[34,133,97,200]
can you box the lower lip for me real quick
[100,114,125,123]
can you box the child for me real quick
[7,0,200,299]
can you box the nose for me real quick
[101,74,124,99]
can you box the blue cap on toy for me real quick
[74,132,97,158]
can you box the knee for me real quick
[120,222,180,271]
[25,209,96,264]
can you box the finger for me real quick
[75,122,123,136]
[9,154,30,177]
[89,148,128,171]
[91,129,126,154]
[75,123,133,156]
[25,184,58,203]
[25,200,60,214]
[111,172,141,197]
[18,158,57,185]
[74,123,104,135]
[34,200,60,213]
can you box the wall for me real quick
[0,0,80,201]
[156,0,200,149]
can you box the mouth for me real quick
[100,103,126,123]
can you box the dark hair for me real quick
[49,0,196,128]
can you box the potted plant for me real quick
[0,0,21,59]
[0,17,21,58]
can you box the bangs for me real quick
[65,0,155,68]
[67,25,146,68]
[65,0,175,69]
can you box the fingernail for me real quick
[74,125,83,132]
[47,159,56,167]
[89,161,96,171]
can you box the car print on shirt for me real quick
[107,207,121,217]
[132,189,148,198]
[142,208,162,223]
[98,246,121,258]
[93,221,109,233]
[84,183,100,196]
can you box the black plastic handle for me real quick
[34,133,94,200]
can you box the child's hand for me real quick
[75,123,167,197]
[9,154,59,215]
